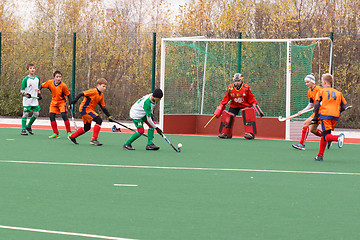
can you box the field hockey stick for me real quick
[69,105,78,131]
[278,108,314,122]
[344,105,353,111]
[110,119,148,137]
[160,133,181,152]
[310,105,352,125]
[204,114,216,128]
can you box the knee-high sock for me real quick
[126,132,141,145]
[50,121,59,135]
[27,116,36,128]
[71,127,86,138]
[300,126,309,145]
[92,124,101,140]
[64,120,71,133]
[317,137,327,157]
[325,134,339,142]
[21,117,27,130]
[147,128,154,145]
[314,129,322,137]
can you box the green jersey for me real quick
[130,93,158,128]
[20,75,41,106]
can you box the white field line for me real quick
[1,160,360,176]
[0,225,138,240]
[114,184,138,187]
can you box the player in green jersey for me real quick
[20,64,42,135]
[123,88,164,150]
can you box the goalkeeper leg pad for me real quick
[242,108,257,140]
[218,111,235,139]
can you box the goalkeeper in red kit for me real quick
[213,73,264,139]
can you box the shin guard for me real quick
[242,108,257,139]
[219,111,235,138]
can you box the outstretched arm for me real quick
[71,92,84,105]
[99,104,111,117]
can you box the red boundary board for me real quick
[163,115,285,139]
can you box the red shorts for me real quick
[81,110,98,124]
[49,102,67,114]
[321,119,338,131]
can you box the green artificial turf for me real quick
[0,127,360,240]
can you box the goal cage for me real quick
[159,37,333,140]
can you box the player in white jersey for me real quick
[123,88,164,150]
[20,64,41,135]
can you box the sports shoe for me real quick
[314,155,324,161]
[49,133,60,139]
[292,143,305,150]
[25,127,34,135]
[90,139,103,146]
[244,133,255,140]
[20,129,28,135]
[123,144,135,150]
[67,132,72,137]
[68,135,79,144]
[327,141,332,149]
[338,133,345,148]
[146,143,160,150]
[218,133,232,139]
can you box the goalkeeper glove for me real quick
[214,104,225,118]
[26,93,32,98]
[253,104,264,117]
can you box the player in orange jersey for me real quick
[312,73,347,161]
[40,71,72,139]
[68,78,113,146]
[292,73,323,150]
[213,73,264,139]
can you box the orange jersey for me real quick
[308,85,322,103]
[315,87,347,120]
[79,88,105,115]
[41,80,70,105]
[220,83,258,108]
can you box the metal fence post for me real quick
[238,32,242,73]
[72,32,76,114]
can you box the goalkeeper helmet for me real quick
[233,73,243,81]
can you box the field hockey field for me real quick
[1,127,360,240]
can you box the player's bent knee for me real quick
[33,112,39,118]
[61,112,69,121]
[321,130,331,141]
[22,112,29,118]
[50,113,56,122]
[138,127,145,135]
[84,123,91,132]
[93,116,102,125]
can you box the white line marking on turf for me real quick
[114,184,138,187]
[1,160,360,176]
[0,225,138,240]
[6,139,15,140]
